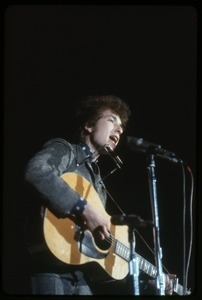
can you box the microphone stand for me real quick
[127,219,140,295]
[146,152,166,295]
[111,215,153,295]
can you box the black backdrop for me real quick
[3,4,198,296]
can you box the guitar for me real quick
[43,172,191,295]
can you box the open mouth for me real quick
[109,135,119,145]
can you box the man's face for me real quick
[85,109,123,151]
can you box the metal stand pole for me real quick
[128,221,140,295]
[111,215,147,295]
[147,153,166,295]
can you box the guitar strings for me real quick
[100,232,129,258]
[102,182,171,275]
[99,234,185,294]
[96,230,173,278]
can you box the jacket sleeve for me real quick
[25,139,81,218]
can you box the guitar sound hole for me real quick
[93,228,112,251]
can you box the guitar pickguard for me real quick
[78,230,108,259]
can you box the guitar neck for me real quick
[114,240,189,295]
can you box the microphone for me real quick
[126,136,180,163]
[111,214,153,227]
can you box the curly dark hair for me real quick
[73,95,131,142]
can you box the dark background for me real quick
[3,4,198,296]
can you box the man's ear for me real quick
[84,123,93,133]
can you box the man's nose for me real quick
[115,124,123,135]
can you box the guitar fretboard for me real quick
[114,240,157,277]
[114,239,189,295]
